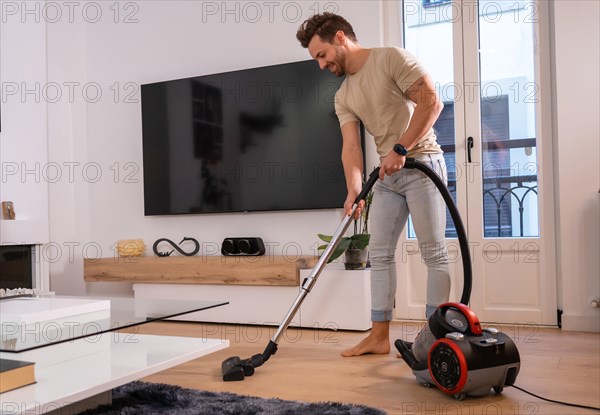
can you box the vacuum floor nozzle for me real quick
[221,353,266,381]
[395,339,428,371]
[221,356,253,381]
[394,339,416,367]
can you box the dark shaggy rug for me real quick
[79,381,387,415]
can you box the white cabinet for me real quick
[133,283,301,327]
[132,265,371,331]
[299,265,371,331]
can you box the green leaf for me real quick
[317,234,333,243]
[349,233,370,250]
[326,238,351,263]
[317,231,370,262]
[352,234,370,243]
[318,237,351,263]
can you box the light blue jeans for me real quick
[369,153,451,321]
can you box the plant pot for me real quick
[344,247,368,270]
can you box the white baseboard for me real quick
[561,313,600,332]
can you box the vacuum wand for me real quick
[221,166,380,381]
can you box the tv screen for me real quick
[141,60,360,215]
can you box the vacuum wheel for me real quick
[494,386,504,394]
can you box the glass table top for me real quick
[0,295,228,352]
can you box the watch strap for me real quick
[393,143,408,156]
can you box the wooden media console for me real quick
[83,255,371,331]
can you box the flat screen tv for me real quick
[141,60,362,216]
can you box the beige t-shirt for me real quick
[335,47,442,159]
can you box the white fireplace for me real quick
[0,244,50,296]
[0,208,51,296]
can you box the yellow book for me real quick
[0,358,36,393]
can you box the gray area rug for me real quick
[80,381,387,415]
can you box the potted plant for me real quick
[317,191,373,270]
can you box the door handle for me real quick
[467,136,474,163]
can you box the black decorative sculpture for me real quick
[153,237,200,257]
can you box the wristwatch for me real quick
[393,143,408,156]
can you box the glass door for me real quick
[396,0,556,324]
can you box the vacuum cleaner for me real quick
[221,159,521,400]
[393,160,521,400]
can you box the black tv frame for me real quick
[140,60,365,216]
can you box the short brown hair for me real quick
[296,12,357,48]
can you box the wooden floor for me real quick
[131,320,600,415]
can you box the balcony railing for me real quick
[439,138,538,238]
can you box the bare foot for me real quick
[341,333,391,356]
[341,321,391,357]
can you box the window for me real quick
[423,0,451,7]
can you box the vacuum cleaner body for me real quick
[396,303,520,400]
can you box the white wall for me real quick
[0,10,49,245]
[39,1,382,295]
[45,11,90,295]
[551,0,600,332]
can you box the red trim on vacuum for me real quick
[439,302,483,335]
[429,338,468,395]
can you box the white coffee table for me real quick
[0,296,229,414]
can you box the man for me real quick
[296,13,451,357]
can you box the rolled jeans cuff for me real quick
[371,309,393,322]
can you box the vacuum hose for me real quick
[403,158,472,305]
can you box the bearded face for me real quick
[308,35,348,77]
[326,47,347,77]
